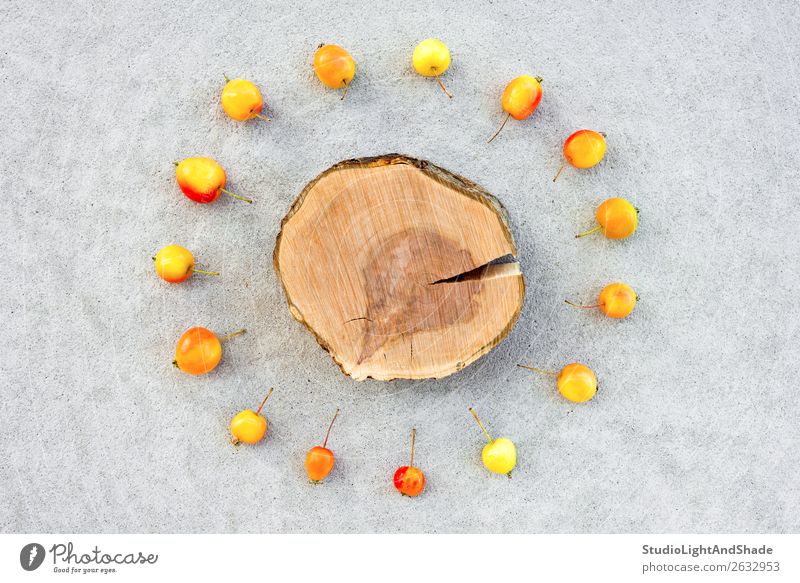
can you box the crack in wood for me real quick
[430,256,521,285]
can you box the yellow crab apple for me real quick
[220,76,269,122]
[231,388,273,445]
[469,407,517,477]
[518,363,598,403]
[412,38,452,98]
[153,245,218,283]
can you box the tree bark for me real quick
[274,155,524,381]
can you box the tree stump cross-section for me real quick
[273,155,525,381]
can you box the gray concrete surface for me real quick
[1,0,799,533]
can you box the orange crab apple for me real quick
[305,408,340,483]
[173,327,246,375]
[553,129,606,181]
[313,44,356,99]
[518,363,598,403]
[565,282,638,319]
[174,157,252,204]
[576,198,638,240]
[393,428,425,497]
[488,75,543,143]
[221,76,269,122]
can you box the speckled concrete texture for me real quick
[1,0,799,533]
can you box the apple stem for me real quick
[564,299,601,309]
[223,73,231,82]
[255,113,271,122]
[220,188,253,204]
[255,387,274,415]
[487,113,511,143]
[193,268,220,276]
[323,408,340,447]
[469,407,492,442]
[552,163,567,182]
[409,428,416,467]
[340,81,349,101]
[517,364,559,376]
[436,76,453,99]
[219,328,246,342]
[575,225,603,239]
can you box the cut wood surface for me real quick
[274,155,525,381]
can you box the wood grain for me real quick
[274,155,525,381]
